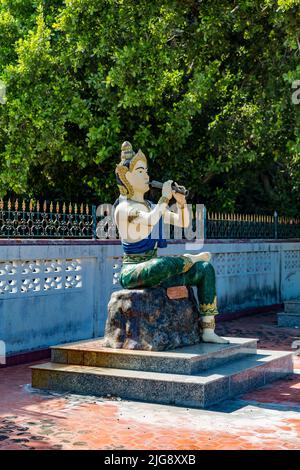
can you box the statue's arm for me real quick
[126,200,169,228]
[115,200,170,230]
[163,192,190,228]
[164,205,190,228]
[117,180,174,228]
[116,180,177,232]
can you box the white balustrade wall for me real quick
[0,240,299,357]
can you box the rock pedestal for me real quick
[103,287,201,351]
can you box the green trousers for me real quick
[119,254,218,316]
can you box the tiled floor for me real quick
[0,312,299,450]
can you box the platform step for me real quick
[278,312,300,328]
[50,337,258,375]
[284,300,300,314]
[31,349,293,409]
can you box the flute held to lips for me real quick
[149,180,189,197]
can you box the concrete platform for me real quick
[50,337,258,374]
[278,300,300,328]
[31,337,294,409]
[284,300,300,313]
[278,313,300,328]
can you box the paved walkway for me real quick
[0,312,299,450]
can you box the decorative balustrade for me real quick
[0,258,83,298]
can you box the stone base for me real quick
[278,300,300,328]
[104,287,201,351]
[278,313,300,328]
[31,337,294,409]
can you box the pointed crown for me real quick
[115,141,147,198]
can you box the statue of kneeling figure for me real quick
[107,141,229,347]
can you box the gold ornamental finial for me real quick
[120,141,134,161]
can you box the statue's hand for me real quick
[162,180,173,200]
[173,192,186,207]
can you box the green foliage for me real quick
[0,0,299,214]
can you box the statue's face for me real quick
[126,159,149,194]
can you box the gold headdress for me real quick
[115,141,147,198]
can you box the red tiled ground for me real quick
[217,310,300,352]
[0,312,299,450]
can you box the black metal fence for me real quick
[0,198,299,240]
[0,199,96,239]
[205,211,300,239]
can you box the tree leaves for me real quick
[0,0,299,213]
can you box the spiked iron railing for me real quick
[205,211,300,239]
[0,198,96,239]
[0,199,299,239]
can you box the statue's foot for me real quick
[184,251,212,263]
[202,330,230,344]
